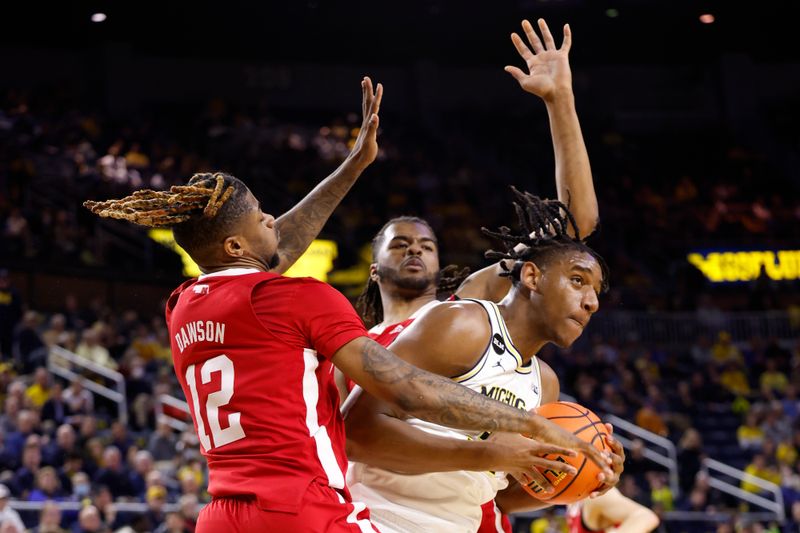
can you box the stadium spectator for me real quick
[28,466,67,501]
[146,417,176,462]
[30,500,68,533]
[93,447,133,499]
[25,367,52,409]
[738,411,767,450]
[742,453,781,494]
[73,505,109,533]
[12,434,43,497]
[74,329,116,371]
[155,512,190,533]
[13,311,47,373]
[40,383,70,429]
[63,382,93,419]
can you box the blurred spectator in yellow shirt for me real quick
[741,454,781,493]
[24,367,51,408]
[737,411,765,450]
[760,359,788,395]
[712,331,744,366]
[720,362,751,397]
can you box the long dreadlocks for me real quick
[83,172,251,255]
[482,186,609,291]
[355,216,470,328]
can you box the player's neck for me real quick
[377,285,437,326]
[199,257,269,275]
[497,297,547,360]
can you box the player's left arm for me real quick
[506,18,598,238]
[271,77,383,274]
[456,19,597,301]
[588,488,660,533]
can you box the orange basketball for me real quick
[520,401,610,504]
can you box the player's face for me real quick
[372,222,440,293]
[239,191,280,270]
[535,251,602,348]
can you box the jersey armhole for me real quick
[450,300,493,383]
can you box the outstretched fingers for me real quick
[561,23,572,52]
[537,18,556,50]
[521,19,544,54]
[510,32,535,67]
[362,77,373,119]
[370,82,383,118]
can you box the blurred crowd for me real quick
[1,88,799,312]
[0,288,204,532]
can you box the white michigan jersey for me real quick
[347,298,544,533]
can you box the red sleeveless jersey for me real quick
[165,268,367,513]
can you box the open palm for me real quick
[505,19,573,101]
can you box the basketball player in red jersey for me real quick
[566,487,659,533]
[346,19,613,532]
[84,78,613,533]
[345,192,625,532]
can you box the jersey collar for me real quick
[198,267,262,279]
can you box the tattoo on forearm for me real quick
[275,166,359,268]
[359,338,542,435]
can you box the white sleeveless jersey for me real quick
[348,299,544,533]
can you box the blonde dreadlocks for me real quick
[84,172,252,256]
[83,173,236,228]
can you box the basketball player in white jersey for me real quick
[354,17,599,339]
[345,191,624,533]
[343,19,622,532]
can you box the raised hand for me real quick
[504,18,573,102]
[346,76,383,172]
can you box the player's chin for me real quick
[553,328,581,348]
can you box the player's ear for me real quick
[223,235,246,258]
[369,263,379,282]
[519,261,542,292]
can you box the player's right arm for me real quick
[345,386,576,490]
[332,302,614,479]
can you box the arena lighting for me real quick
[699,13,715,24]
[148,229,338,281]
[687,249,800,283]
[91,12,107,23]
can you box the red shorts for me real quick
[196,482,379,533]
[478,500,512,533]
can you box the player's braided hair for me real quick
[83,172,252,255]
[482,187,609,291]
[355,216,470,328]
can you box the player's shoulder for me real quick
[400,299,491,346]
[416,298,490,322]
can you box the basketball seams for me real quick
[533,404,608,503]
